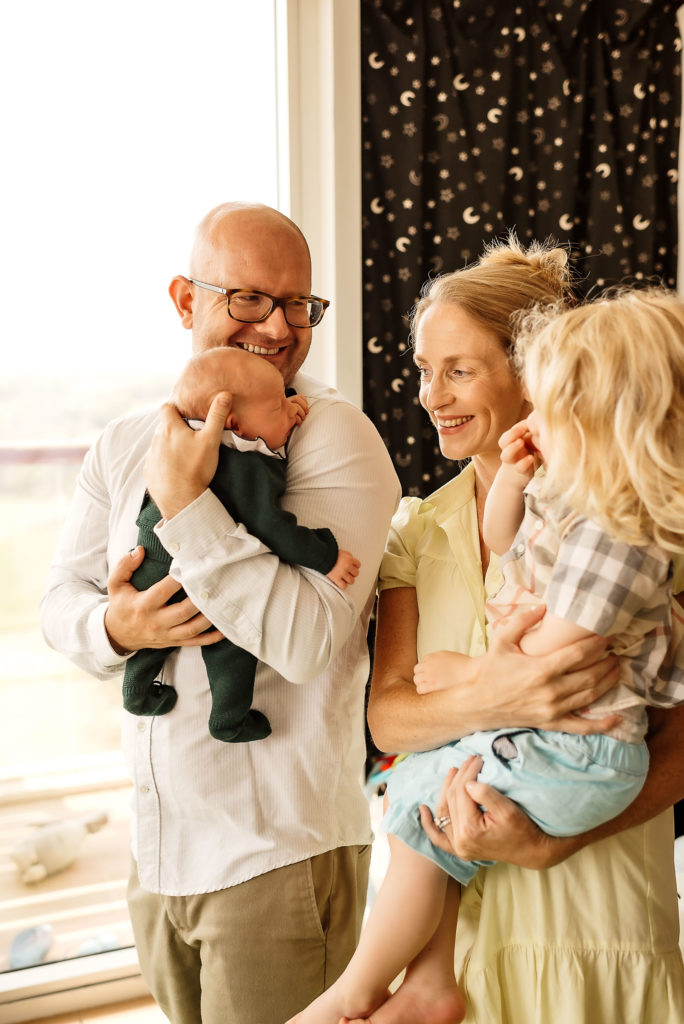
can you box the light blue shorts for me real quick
[383,728,649,885]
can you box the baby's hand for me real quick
[289,394,309,426]
[327,550,361,590]
[498,419,539,482]
[413,650,464,693]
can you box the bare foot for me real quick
[286,985,389,1024]
[340,977,465,1024]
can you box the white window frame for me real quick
[276,0,363,407]
[0,2,361,1019]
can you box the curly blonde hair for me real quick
[514,288,684,553]
[411,232,576,351]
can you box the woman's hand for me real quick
[472,605,622,735]
[419,756,575,870]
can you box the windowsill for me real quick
[0,751,132,806]
[0,754,139,1023]
[0,946,148,1024]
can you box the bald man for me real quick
[41,203,401,1024]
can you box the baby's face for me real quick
[234,380,301,450]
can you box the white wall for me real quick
[276,0,363,406]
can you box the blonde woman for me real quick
[290,247,684,1024]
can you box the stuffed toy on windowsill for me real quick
[10,810,108,884]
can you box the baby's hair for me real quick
[514,288,684,552]
[410,231,576,352]
[172,347,283,421]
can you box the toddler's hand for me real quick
[413,650,465,693]
[327,550,360,590]
[498,418,539,482]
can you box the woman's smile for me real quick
[434,414,475,431]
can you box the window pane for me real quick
[0,0,278,981]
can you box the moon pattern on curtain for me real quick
[360,0,682,497]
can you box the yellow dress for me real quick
[379,462,684,1023]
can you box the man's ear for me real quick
[169,276,194,328]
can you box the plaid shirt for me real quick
[489,478,684,742]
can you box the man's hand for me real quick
[144,392,232,520]
[326,550,361,590]
[104,547,224,655]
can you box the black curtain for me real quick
[360,0,682,498]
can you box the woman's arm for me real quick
[368,587,621,754]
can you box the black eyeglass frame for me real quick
[186,277,330,328]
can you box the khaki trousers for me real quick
[127,845,370,1024]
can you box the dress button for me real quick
[200,590,209,601]
[516,543,525,555]
[169,541,180,553]
[140,784,150,795]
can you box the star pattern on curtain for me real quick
[361,0,682,496]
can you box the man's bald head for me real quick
[169,202,317,384]
[189,203,311,284]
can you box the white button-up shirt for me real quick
[41,371,400,895]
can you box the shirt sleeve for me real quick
[156,395,400,684]
[545,517,670,637]
[39,423,134,679]
[378,497,424,592]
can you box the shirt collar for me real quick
[186,419,287,460]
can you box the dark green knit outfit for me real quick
[122,442,338,742]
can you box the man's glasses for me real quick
[187,278,330,328]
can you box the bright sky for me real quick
[1,0,279,379]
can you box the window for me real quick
[0,0,362,1017]
[0,1,279,1018]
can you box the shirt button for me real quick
[516,543,525,554]
[137,721,146,732]
[169,541,180,553]
[140,784,150,795]
[199,590,209,601]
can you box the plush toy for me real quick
[10,810,108,884]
